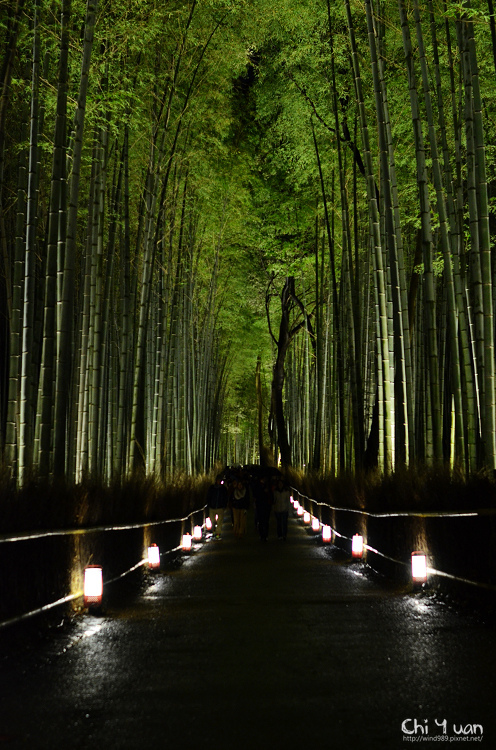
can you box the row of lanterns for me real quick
[83,519,209,608]
[83,501,429,608]
[291,497,428,585]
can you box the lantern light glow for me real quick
[193,525,202,541]
[297,505,304,517]
[312,517,320,532]
[352,534,364,559]
[322,525,332,543]
[84,565,103,608]
[411,551,427,583]
[182,533,192,551]
[205,517,213,530]
[303,511,311,524]
[147,544,160,569]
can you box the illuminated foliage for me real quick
[1,0,496,485]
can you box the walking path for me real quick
[0,510,495,749]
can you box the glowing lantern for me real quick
[290,495,294,504]
[322,525,332,543]
[352,534,364,559]
[303,511,311,524]
[84,565,103,608]
[411,551,427,584]
[205,517,213,531]
[182,533,192,551]
[147,544,160,569]
[297,505,304,517]
[312,517,320,532]
[193,525,203,541]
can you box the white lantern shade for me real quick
[312,517,320,532]
[84,565,103,607]
[297,505,304,517]
[182,533,192,551]
[193,525,202,541]
[352,534,364,559]
[411,551,427,583]
[322,525,332,543]
[303,511,311,524]
[148,544,160,569]
[205,516,213,530]
[290,495,294,504]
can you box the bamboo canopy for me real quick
[1,0,496,485]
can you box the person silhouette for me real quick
[206,476,228,539]
[273,479,291,540]
[252,476,273,542]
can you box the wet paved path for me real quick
[0,511,495,749]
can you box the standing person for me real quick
[252,476,273,542]
[206,476,228,539]
[273,479,291,540]
[232,481,248,537]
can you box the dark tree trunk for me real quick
[268,277,312,468]
[255,354,265,464]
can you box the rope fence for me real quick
[291,488,496,593]
[293,489,496,518]
[2,488,495,631]
[0,505,208,631]
[0,507,208,545]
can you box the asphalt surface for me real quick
[0,510,495,749]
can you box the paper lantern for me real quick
[205,516,213,530]
[352,534,363,559]
[411,551,427,583]
[312,517,320,532]
[84,565,103,608]
[193,525,203,541]
[303,511,311,524]
[297,505,304,517]
[322,525,332,543]
[147,544,160,569]
[182,533,192,551]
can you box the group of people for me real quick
[206,467,292,542]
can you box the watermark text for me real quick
[401,719,484,743]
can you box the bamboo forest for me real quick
[2,0,496,490]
